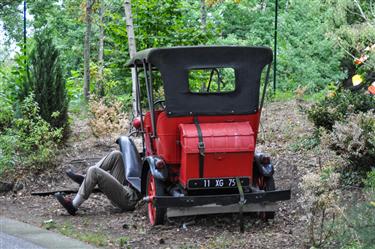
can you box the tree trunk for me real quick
[83,0,93,100]
[200,0,207,30]
[97,1,105,96]
[124,0,138,115]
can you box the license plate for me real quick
[188,177,250,189]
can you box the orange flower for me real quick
[368,85,375,95]
[354,58,363,65]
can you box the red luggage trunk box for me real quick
[178,121,255,187]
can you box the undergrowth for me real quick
[88,97,129,139]
[0,93,62,175]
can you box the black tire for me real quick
[146,171,166,225]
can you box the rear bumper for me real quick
[154,189,291,208]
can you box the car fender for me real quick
[141,156,168,195]
[145,156,168,180]
[116,136,142,192]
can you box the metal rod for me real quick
[273,0,278,92]
[148,63,156,137]
[142,60,156,140]
[260,63,272,112]
[134,65,145,154]
[23,0,28,77]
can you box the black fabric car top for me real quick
[127,46,273,117]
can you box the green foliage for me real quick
[0,95,14,132]
[364,169,375,191]
[105,0,216,96]
[0,94,62,174]
[0,0,24,43]
[277,0,345,92]
[211,0,346,93]
[307,90,375,131]
[188,68,235,93]
[214,1,274,46]
[118,236,130,248]
[328,193,375,249]
[28,32,69,129]
[0,133,17,174]
[290,133,321,152]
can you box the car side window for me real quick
[188,68,236,93]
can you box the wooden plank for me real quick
[31,188,101,196]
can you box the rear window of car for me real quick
[188,68,236,93]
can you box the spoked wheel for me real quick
[257,176,276,220]
[146,171,166,225]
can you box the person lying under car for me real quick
[55,151,140,215]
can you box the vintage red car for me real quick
[116,46,291,229]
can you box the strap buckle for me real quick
[198,142,205,156]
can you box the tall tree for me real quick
[28,32,68,129]
[0,0,23,43]
[97,0,105,96]
[124,0,137,115]
[83,0,94,100]
[200,0,207,30]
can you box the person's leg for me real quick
[95,150,125,184]
[57,151,138,215]
[76,166,138,210]
[66,150,124,185]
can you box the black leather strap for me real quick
[194,116,205,178]
[236,177,246,233]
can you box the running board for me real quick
[167,203,278,217]
[154,189,291,208]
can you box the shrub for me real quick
[364,169,375,191]
[329,194,375,249]
[0,133,17,174]
[307,90,375,130]
[28,32,69,130]
[321,111,375,171]
[0,96,13,132]
[0,94,62,173]
[301,163,341,248]
[88,97,129,139]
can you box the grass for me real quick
[264,88,329,103]
[42,220,135,248]
[289,134,320,152]
[58,222,108,247]
[118,236,131,249]
[42,221,109,247]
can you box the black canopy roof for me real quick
[127,46,273,117]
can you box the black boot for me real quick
[55,193,77,215]
[66,169,85,185]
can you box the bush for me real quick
[329,194,375,249]
[322,111,375,171]
[88,97,129,139]
[301,163,341,248]
[307,90,375,130]
[327,170,375,248]
[364,169,375,191]
[0,96,13,132]
[0,133,17,174]
[0,94,62,174]
[28,32,69,130]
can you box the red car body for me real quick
[117,46,291,227]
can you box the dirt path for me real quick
[1,100,319,249]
